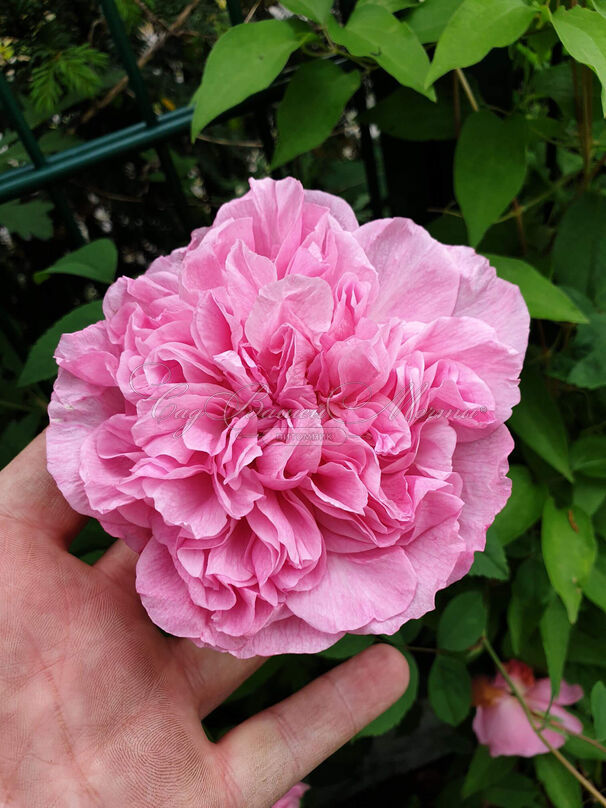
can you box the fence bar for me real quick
[0,74,84,245]
[100,0,191,232]
[0,66,295,204]
[0,107,191,203]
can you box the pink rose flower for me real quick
[272,782,309,808]
[472,660,583,757]
[47,177,528,658]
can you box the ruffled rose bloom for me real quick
[272,782,309,808]
[472,660,583,757]
[47,177,529,658]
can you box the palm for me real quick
[0,434,408,808]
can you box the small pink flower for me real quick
[472,660,583,757]
[272,782,309,808]
[47,177,529,658]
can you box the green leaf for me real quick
[541,499,597,623]
[470,526,509,580]
[437,591,486,651]
[568,615,606,667]
[486,254,588,324]
[552,194,606,305]
[191,20,309,138]
[534,755,581,808]
[330,6,434,98]
[281,0,332,22]
[0,199,54,240]
[592,0,606,19]
[319,634,374,660]
[17,301,103,387]
[69,519,114,558]
[454,111,526,246]
[426,0,535,85]
[552,6,606,115]
[583,549,606,613]
[509,559,551,655]
[271,61,360,169]
[571,435,606,478]
[483,774,542,808]
[357,0,418,11]
[491,465,545,546]
[428,655,471,726]
[406,0,463,44]
[550,300,606,390]
[565,730,606,761]
[540,595,571,698]
[226,656,284,703]
[461,746,515,799]
[34,239,118,285]
[508,369,573,482]
[362,84,471,140]
[591,681,606,741]
[356,650,418,738]
[0,413,42,470]
[572,475,606,517]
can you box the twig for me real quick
[244,0,262,23]
[80,0,201,125]
[427,207,463,218]
[496,171,578,223]
[483,637,606,808]
[195,133,263,147]
[452,70,461,138]
[133,0,171,32]
[455,68,479,113]
[405,645,440,655]
[512,197,527,255]
[0,400,34,413]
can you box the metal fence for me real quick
[0,0,382,246]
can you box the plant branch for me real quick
[132,0,171,32]
[496,171,579,222]
[531,709,606,757]
[455,68,479,113]
[453,70,462,137]
[482,637,606,807]
[80,0,201,126]
[243,0,262,23]
[512,197,527,254]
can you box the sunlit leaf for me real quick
[272,61,360,168]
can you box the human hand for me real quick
[0,433,408,808]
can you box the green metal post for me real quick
[99,0,191,234]
[0,73,84,246]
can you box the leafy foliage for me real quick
[3,0,606,804]
[30,44,109,114]
[0,200,54,239]
[271,60,360,169]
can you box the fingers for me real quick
[216,643,409,807]
[0,430,86,551]
[173,641,265,717]
[94,540,138,587]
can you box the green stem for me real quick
[0,399,34,413]
[497,171,579,222]
[482,637,606,808]
[455,68,479,113]
[531,709,606,757]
